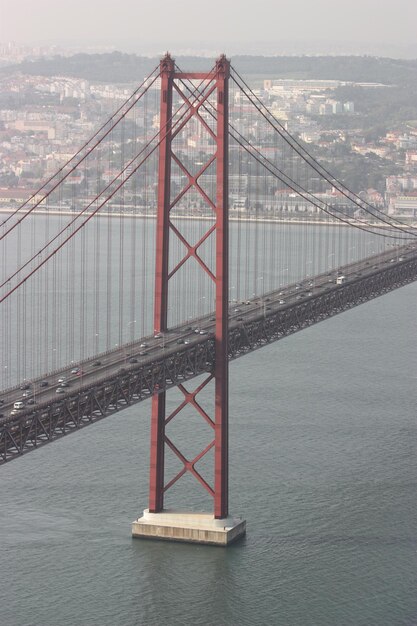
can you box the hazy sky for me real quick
[2,0,417,57]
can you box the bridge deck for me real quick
[1,243,417,464]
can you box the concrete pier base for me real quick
[132,509,246,546]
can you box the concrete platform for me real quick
[132,509,246,546]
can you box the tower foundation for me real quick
[132,509,246,546]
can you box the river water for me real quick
[1,279,416,625]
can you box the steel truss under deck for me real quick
[1,255,416,465]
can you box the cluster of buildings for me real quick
[0,73,148,207]
[0,41,115,66]
[385,172,417,218]
[262,78,355,120]
[0,70,416,222]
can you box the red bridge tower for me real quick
[132,54,246,545]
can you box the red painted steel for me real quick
[214,55,230,518]
[149,54,174,513]
[149,54,230,517]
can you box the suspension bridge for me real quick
[1,55,416,544]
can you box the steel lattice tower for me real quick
[133,54,246,544]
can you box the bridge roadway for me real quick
[1,242,417,464]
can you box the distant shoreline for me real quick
[1,208,415,229]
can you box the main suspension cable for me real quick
[0,67,217,303]
[230,68,417,238]
[0,66,161,239]
[177,75,412,241]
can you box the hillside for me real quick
[2,53,417,86]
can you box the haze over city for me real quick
[1,1,417,625]
[1,0,417,58]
